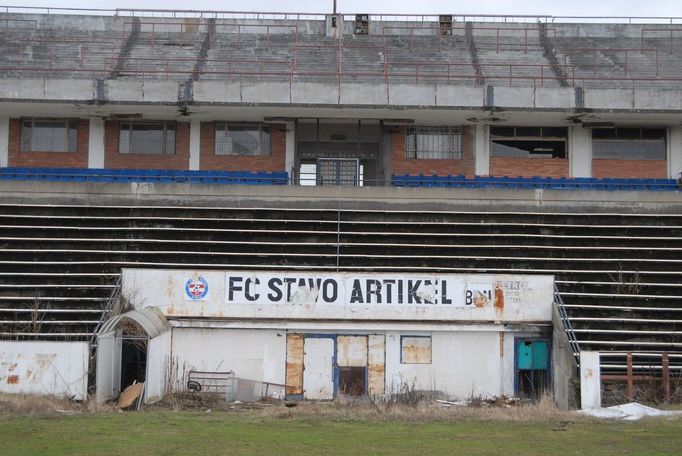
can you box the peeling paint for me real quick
[368,335,385,395]
[494,284,505,310]
[285,333,304,395]
[499,332,505,358]
[7,375,19,385]
[337,336,367,367]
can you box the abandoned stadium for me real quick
[0,7,681,410]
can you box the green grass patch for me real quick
[1,411,681,455]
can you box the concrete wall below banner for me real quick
[169,328,287,398]
[167,325,550,401]
[0,341,88,400]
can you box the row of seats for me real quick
[392,174,680,191]
[0,167,289,185]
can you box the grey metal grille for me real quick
[317,159,360,186]
[406,127,461,159]
[119,122,175,155]
[215,124,270,156]
[593,140,666,160]
[21,119,77,153]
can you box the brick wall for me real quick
[490,157,569,178]
[391,126,475,176]
[592,159,668,179]
[104,120,190,170]
[8,118,89,168]
[199,122,286,172]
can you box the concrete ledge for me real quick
[584,88,633,110]
[193,81,241,103]
[340,83,388,105]
[436,85,484,107]
[634,89,682,111]
[242,82,291,104]
[389,84,435,106]
[494,87,535,108]
[291,82,338,105]
[535,87,574,109]
[0,180,680,212]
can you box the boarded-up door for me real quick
[368,335,385,395]
[303,338,334,400]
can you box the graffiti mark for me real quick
[7,375,19,385]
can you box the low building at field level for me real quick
[94,268,568,403]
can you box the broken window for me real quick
[119,121,176,155]
[406,126,462,159]
[490,126,567,159]
[215,123,270,156]
[21,118,78,152]
[592,128,665,160]
[339,367,367,396]
[400,336,432,364]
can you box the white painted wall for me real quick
[170,328,286,392]
[285,120,295,180]
[384,330,515,399]
[0,116,9,167]
[122,269,555,324]
[580,351,601,409]
[189,119,201,171]
[0,341,88,400]
[668,126,682,180]
[145,330,172,403]
[474,124,489,176]
[87,118,105,169]
[569,126,591,178]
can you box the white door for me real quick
[95,330,122,402]
[303,337,334,400]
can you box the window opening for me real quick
[21,118,78,152]
[119,121,175,155]
[406,126,462,159]
[592,128,665,160]
[215,123,271,156]
[490,126,567,159]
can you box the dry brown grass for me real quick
[256,394,577,423]
[0,393,118,416]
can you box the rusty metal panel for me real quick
[367,334,385,395]
[285,333,304,395]
[401,336,432,364]
[337,336,367,367]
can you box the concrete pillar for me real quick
[579,351,601,409]
[285,121,295,183]
[569,126,591,178]
[87,118,105,169]
[0,117,8,167]
[474,124,489,176]
[668,126,682,180]
[189,119,201,171]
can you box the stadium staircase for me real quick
[0,182,681,378]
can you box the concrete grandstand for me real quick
[0,7,681,406]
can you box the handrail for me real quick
[2,7,682,24]
[89,275,121,347]
[554,283,581,365]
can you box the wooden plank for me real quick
[626,352,634,401]
[663,352,670,403]
[368,334,385,395]
[285,333,304,395]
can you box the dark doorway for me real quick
[339,366,367,396]
[120,338,147,390]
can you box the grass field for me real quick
[1,407,681,455]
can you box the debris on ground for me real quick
[579,402,682,420]
[437,395,522,408]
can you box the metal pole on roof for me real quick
[333,0,337,14]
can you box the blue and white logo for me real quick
[185,277,209,300]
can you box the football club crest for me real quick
[185,277,209,300]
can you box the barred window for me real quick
[119,121,175,155]
[21,119,78,152]
[215,123,270,156]
[406,127,461,159]
[490,126,567,159]
[592,128,666,160]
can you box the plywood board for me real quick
[285,333,304,395]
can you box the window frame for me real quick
[405,126,462,160]
[400,335,432,365]
[118,120,176,156]
[20,118,79,153]
[592,128,666,161]
[490,126,568,159]
[214,122,271,157]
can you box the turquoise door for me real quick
[515,339,550,399]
